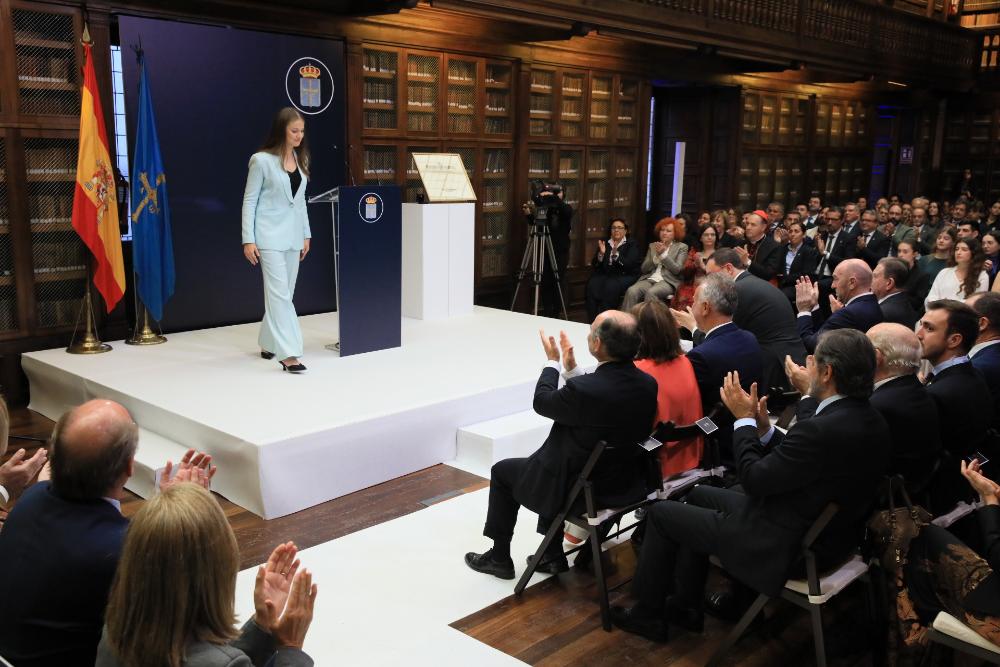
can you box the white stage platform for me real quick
[23,307,594,518]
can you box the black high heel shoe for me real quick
[279,360,307,373]
[260,350,275,360]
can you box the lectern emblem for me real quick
[285,57,334,116]
[359,192,384,223]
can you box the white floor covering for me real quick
[234,487,549,666]
[22,306,595,518]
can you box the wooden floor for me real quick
[6,406,880,665]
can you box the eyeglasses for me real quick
[611,225,626,230]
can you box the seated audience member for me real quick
[926,237,989,307]
[720,211,746,248]
[880,460,1000,660]
[918,300,995,511]
[465,311,657,578]
[706,249,807,390]
[889,205,917,255]
[0,396,47,512]
[765,201,784,233]
[734,212,782,283]
[910,206,937,256]
[917,227,957,288]
[795,259,883,353]
[958,221,981,242]
[896,240,931,314]
[611,329,890,641]
[585,218,642,320]
[855,209,891,269]
[777,220,819,302]
[622,218,688,310]
[967,291,1000,430]
[709,209,727,240]
[96,484,315,667]
[671,273,762,463]
[865,323,942,494]
[0,400,215,667]
[672,223,718,311]
[983,231,1000,289]
[631,301,703,478]
[874,258,919,329]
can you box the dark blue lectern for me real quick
[309,185,401,356]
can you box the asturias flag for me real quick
[72,42,126,313]
[130,53,175,322]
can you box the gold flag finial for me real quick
[81,23,92,46]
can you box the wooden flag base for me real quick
[67,287,112,354]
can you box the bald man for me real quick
[866,323,942,493]
[795,258,883,352]
[466,311,657,579]
[0,400,215,667]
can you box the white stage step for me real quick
[453,410,550,478]
[125,428,197,500]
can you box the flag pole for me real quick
[126,273,166,345]
[67,263,112,354]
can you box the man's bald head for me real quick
[866,323,921,379]
[591,310,641,362]
[832,259,873,302]
[49,399,138,500]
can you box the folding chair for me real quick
[515,414,719,632]
[927,611,1000,664]
[706,503,873,667]
[932,499,982,528]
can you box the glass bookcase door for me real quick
[613,150,635,223]
[529,69,555,137]
[528,147,554,182]
[756,155,773,207]
[405,53,440,134]
[560,72,585,140]
[445,57,477,135]
[815,101,831,148]
[829,102,844,148]
[738,154,754,211]
[481,148,512,280]
[0,134,16,333]
[484,61,513,137]
[759,94,777,146]
[589,75,611,140]
[558,149,583,267]
[12,8,80,118]
[585,148,611,267]
[616,78,638,142]
[742,92,760,145]
[362,48,399,132]
[362,144,398,187]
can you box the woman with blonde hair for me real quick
[96,484,316,667]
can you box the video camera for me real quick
[528,179,564,229]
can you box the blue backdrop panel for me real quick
[118,16,345,332]
[336,186,401,356]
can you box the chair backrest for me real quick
[800,502,839,597]
[651,403,723,444]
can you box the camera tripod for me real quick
[511,223,568,319]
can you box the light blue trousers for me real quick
[258,249,303,360]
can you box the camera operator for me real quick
[523,182,573,318]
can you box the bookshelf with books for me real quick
[405,52,440,135]
[560,72,586,140]
[445,56,478,135]
[529,68,555,137]
[362,48,400,133]
[484,60,513,137]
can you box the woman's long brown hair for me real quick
[260,107,311,177]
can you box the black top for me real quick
[287,168,301,197]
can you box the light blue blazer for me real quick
[241,151,311,251]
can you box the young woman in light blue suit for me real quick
[242,108,312,373]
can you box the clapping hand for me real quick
[815,235,827,254]
[961,459,1000,506]
[651,241,666,255]
[720,373,770,437]
[669,306,696,333]
[539,329,560,363]
[597,240,606,256]
[559,331,576,372]
[734,245,750,263]
[795,276,819,313]
[856,235,867,249]
[0,448,47,500]
[254,542,301,633]
[159,449,217,491]
[784,354,811,396]
[829,294,844,313]
[270,568,317,649]
[774,227,789,244]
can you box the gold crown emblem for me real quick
[365,196,378,204]
[299,63,321,79]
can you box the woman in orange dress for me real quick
[672,223,718,312]
[632,300,703,478]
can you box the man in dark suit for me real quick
[0,401,215,667]
[796,258,884,353]
[866,323,942,493]
[967,291,1000,431]
[842,202,862,239]
[465,311,657,578]
[671,273,763,462]
[919,299,996,511]
[874,257,919,329]
[855,209,891,269]
[706,249,807,391]
[735,212,783,283]
[813,207,855,286]
[611,329,889,641]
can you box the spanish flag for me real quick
[72,42,126,312]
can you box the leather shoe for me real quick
[610,605,669,643]
[665,596,704,633]
[704,589,751,622]
[464,549,515,580]
[526,553,569,574]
